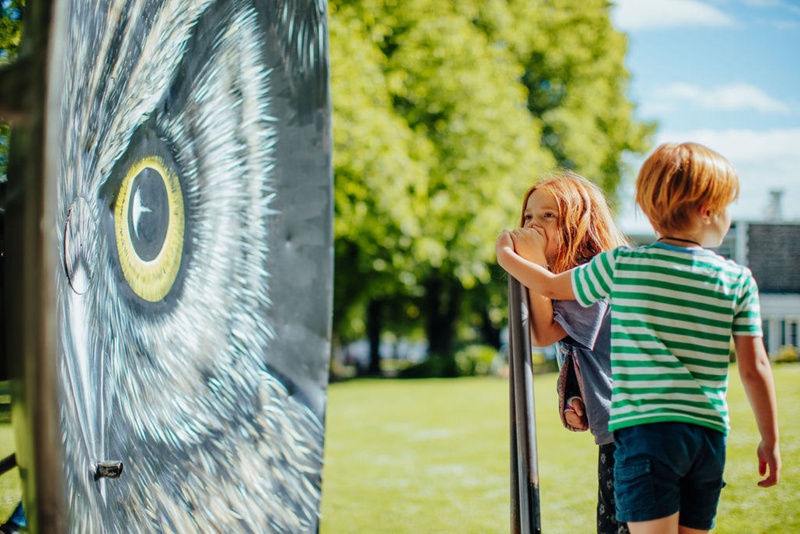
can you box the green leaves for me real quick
[0,0,24,65]
[0,0,24,183]
[330,0,654,346]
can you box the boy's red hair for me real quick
[520,170,629,274]
[635,142,739,235]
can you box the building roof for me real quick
[744,222,800,294]
[625,221,800,295]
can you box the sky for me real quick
[609,0,800,234]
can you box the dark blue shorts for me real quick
[613,422,726,529]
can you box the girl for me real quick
[514,170,629,534]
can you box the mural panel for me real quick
[48,0,331,530]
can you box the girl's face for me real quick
[522,188,560,265]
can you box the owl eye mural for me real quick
[3,0,332,531]
[103,126,188,304]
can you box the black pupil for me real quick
[127,167,170,262]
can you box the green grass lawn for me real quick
[0,365,796,532]
[0,425,21,520]
[320,364,800,533]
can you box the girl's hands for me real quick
[496,229,513,250]
[496,229,514,258]
[510,227,548,266]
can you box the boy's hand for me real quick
[757,440,781,487]
[734,334,780,488]
[510,227,548,266]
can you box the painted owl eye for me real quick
[100,122,191,307]
[114,156,185,302]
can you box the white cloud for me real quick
[659,128,800,220]
[617,128,800,232]
[612,0,736,31]
[653,82,791,113]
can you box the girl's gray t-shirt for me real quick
[553,299,613,445]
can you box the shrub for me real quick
[774,345,799,363]
[531,351,558,374]
[398,353,459,378]
[454,345,498,377]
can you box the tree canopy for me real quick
[329,0,655,364]
[0,0,23,63]
[0,0,25,183]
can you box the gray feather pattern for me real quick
[55,0,326,531]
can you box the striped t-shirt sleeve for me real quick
[733,269,763,336]
[571,249,617,308]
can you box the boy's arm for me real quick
[496,230,575,301]
[734,334,781,487]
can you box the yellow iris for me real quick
[114,156,185,302]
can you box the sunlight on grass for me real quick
[715,364,800,534]
[0,365,795,531]
[320,364,800,533]
[0,425,21,520]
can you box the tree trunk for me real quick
[424,274,461,376]
[366,298,383,376]
[480,307,502,349]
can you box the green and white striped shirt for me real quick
[571,242,762,435]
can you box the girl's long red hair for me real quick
[520,171,630,274]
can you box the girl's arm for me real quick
[734,334,781,487]
[496,229,575,301]
[509,229,568,346]
[526,290,567,347]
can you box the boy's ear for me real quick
[697,204,714,224]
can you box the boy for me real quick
[496,142,780,534]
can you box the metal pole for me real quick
[509,322,520,533]
[508,276,541,534]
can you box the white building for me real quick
[629,220,800,358]
[721,221,800,356]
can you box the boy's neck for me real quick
[656,216,714,248]
[657,235,703,248]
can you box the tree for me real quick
[329,4,436,373]
[509,0,655,205]
[0,0,25,183]
[330,0,561,373]
[329,1,655,373]
[386,7,554,362]
[0,0,23,60]
[465,0,656,349]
